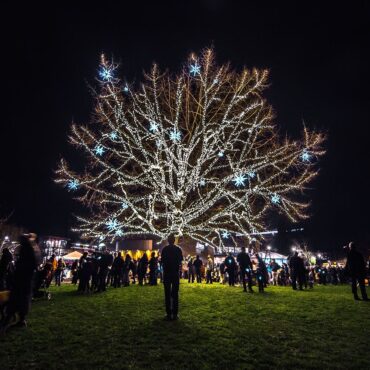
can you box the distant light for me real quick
[291,246,297,252]
[267,245,271,251]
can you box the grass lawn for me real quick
[0,282,369,369]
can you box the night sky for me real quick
[2,1,370,251]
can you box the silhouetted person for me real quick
[123,254,131,286]
[55,258,65,286]
[237,247,253,292]
[112,252,124,288]
[149,252,158,285]
[97,250,113,292]
[0,234,40,333]
[187,257,195,283]
[138,253,148,285]
[0,248,13,291]
[193,255,203,283]
[224,253,236,286]
[205,256,214,284]
[289,252,305,290]
[346,242,369,301]
[255,253,267,292]
[161,234,183,320]
[71,260,78,285]
[78,252,88,292]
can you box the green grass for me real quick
[0,282,369,369]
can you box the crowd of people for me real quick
[0,235,369,330]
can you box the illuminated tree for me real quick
[56,49,324,249]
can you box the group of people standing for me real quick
[0,234,368,332]
[70,250,160,294]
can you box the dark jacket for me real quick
[237,252,252,269]
[161,244,183,277]
[346,249,367,277]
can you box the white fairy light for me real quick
[56,49,325,247]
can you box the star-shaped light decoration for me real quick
[271,193,281,204]
[115,229,124,237]
[99,67,113,81]
[218,151,224,158]
[149,121,159,133]
[233,174,247,187]
[67,179,79,191]
[247,171,256,179]
[189,63,201,76]
[221,230,230,239]
[122,85,129,92]
[155,140,162,148]
[109,131,118,140]
[121,201,129,210]
[301,149,311,162]
[199,179,206,186]
[94,145,105,156]
[169,129,181,143]
[106,218,119,232]
[213,78,219,84]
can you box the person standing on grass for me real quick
[0,234,41,334]
[55,258,66,286]
[224,253,237,286]
[187,257,195,283]
[206,256,214,284]
[161,234,183,320]
[289,252,305,290]
[237,247,254,293]
[345,242,369,301]
[0,248,13,291]
[193,255,203,283]
[149,252,158,285]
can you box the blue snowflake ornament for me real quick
[121,201,129,210]
[99,67,113,81]
[149,121,159,133]
[233,174,247,187]
[109,131,118,140]
[169,129,181,143]
[67,179,79,191]
[271,194,281,204]
[221,230,230,239]
[247,171,256,179]
[94,145,105,156]
[106,218,119,232]
[301,149,311,162]
[115,229,124,237]
[189,63,201,76]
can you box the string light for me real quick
[56,48,325,247]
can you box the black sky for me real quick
[2,1,370,251]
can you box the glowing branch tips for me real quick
[56,48,325,247]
